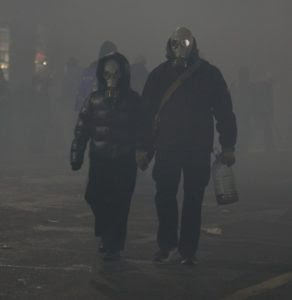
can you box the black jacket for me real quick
[70,52,150,168]
[142,58,237,152]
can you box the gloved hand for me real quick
[71,163,82,171]
[220,147,236,167]
[136,150,149,171]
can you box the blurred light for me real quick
[42,61,48,66]
[0,63,8,69]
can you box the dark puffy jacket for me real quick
[70,52,150,168]
[143,58,237,152]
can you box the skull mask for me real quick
[170,27,194,67]
[103,59,121,97]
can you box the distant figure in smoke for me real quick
[70,52,151,261]
[29,67,53,153]
[0,68,9,140]
[231,67,253,153]
[62,57,82,144]
[0,68,8,98]
[74,41,117,111]
[130,54,149,95]
[252,74,275,151]
[62,57,82,110]
[139,27,237,265]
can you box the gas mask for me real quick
[170,27,195,67]
[103,59,121,98]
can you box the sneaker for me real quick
[153,248,177,262]
[180,256,198,266]
[103,251,121,262]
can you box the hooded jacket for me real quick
[71,52,150,167]
[142,39,237,152]
[74,41,117,111]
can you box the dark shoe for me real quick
[153,248,177,262]
[180,256,198,266]
[103,251,121,261]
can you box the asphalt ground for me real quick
[0,150,291,299]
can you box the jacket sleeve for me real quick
[211,68,237,149]
[142,69,160,119]
[140,70,161,158]
[70,96,91,167]
[134,94,155,159]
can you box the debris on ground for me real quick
[202,227,223,236]
[17,278,27,285]
[47,219,59,223]
[0,243,12,250]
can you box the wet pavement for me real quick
[0,151,292,299]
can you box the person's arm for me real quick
[70,96,91,170]
[211,68,237,165]
[134,71,159,170]
[142,69,160,120]
[135,94,155,169]
[141,70,160,153]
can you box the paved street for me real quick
[0,151,292,299]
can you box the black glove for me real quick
[220,148,236,167]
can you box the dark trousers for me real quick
[153,150,211,257]
[85,154,137,252]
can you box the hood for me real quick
[98,40,117,58]
[96,52,131,92]
[165,36,199,63]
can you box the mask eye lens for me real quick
[182,39,190,47]
[171,40,180,49]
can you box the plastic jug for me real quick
[212,156,239,205]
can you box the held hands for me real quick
[220,147,236,167]
[136,150,149,171]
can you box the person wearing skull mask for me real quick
[70,52,151,261]
[140,27,237,265]
[74,40,117,111]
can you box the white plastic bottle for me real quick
[212,156,239,205]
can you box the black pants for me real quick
[85,154,137,252]
[153,150,211,257]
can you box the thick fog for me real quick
[0,0,291,201]
[0,1,292,298]
[1,0,291,135]
[0,0,291,191]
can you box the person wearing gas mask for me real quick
[70,52,151,261]
[75,40,117,112]
[140,27,237,265]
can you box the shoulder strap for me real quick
[156,59,202,118]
